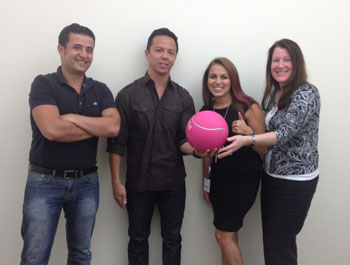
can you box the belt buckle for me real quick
[64,170,76,179]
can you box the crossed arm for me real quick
[32,104,120,142]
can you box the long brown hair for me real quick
[262,39,308,110]
[202,57,255,115]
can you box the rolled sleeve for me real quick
[107,137,126,155]
[107,89,129,155]
[177,90,195,149]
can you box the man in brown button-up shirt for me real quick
[108,28,198,265]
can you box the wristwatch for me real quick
[249,130,255,147]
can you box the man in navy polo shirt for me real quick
[20,23,120,265]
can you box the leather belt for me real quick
[29,164,97,178]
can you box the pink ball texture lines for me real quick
[186,111,228,153]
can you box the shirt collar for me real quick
[56,66,93,90]
[142,72,175,89]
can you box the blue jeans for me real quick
[20,171,99,265]
[126,182,186,265]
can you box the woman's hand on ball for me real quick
[194,148,217,159]
[218,135,248,159]
[206,148,218,157]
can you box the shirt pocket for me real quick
[131,103,153,132]
[160,104,182,130]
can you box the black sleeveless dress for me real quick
[201,104,262,232]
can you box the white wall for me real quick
[1,0,349,264]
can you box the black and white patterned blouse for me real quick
[264,83,320,180]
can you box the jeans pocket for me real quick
[83,172,99,183]
[27,171,52,185]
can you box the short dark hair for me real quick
[146,28,178,53]
[262,39,307,110]
[58,23,95,48]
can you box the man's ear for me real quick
[57,44,64,56]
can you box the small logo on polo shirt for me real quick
[93,101,98,106]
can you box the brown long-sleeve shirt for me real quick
[107,73,195,192]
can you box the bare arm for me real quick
[32,105,94,142]
[180,141,215,203]
[180,142,212,159]
[202,154,214,204]
[109,152,127,209]
[61,107,120,138]
[180,142,195,156]
[218,132,277,159]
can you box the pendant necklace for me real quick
[213,105,230,120]
[213,105,230,162]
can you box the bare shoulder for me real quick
[245,103,264,120]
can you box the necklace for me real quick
[213,105,230,120]
[213,105,230,163]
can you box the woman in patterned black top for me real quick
[219,39,320,265]
[200,57,267,265]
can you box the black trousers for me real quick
[126,182,186,265]
[261,173,318,265]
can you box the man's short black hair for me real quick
[58,23,95,48]
[146,28,178,53]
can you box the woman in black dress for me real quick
[201,57,266,265]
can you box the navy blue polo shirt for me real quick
[29,67,116,170]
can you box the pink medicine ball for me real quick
[186,110,229,153]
